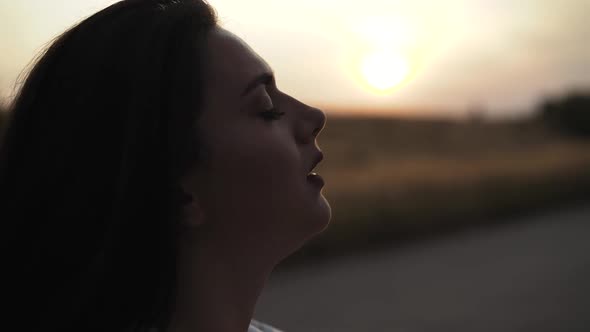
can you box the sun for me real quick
[359,50,411,94]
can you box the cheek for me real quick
[201,126,305,228]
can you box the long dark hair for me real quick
[1,1,217,331]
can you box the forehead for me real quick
[204,27,272,94]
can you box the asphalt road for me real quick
[254,203,590,332]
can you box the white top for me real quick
[146,318,283,332]
[248,319,284,332]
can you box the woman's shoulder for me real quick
[248,318,285,332]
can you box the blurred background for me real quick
[1,1,590,331]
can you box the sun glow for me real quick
[345,16,417,95]
[359,50,411,94]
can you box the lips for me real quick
[307,172,325,188]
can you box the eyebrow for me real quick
[241,72,275,97]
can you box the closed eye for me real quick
[259,107,285,121]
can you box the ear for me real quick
[178,165,209,228]
[180,189,206,228]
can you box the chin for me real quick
[316,194,332,231]
[305,197,332,241]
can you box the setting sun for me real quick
[360,51,411,94]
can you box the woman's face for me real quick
[182,26,330,259]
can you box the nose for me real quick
[299,105,327,145]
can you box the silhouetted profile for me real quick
[0,1,330,331]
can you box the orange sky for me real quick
[1,0,589,119]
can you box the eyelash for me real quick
[259,107,286,121]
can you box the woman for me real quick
[0,0,331,331]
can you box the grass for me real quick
[278,114,590,268]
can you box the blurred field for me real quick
[282,114,590,267]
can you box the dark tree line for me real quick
[536,91,590,138]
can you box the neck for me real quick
[166,228,276,332]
